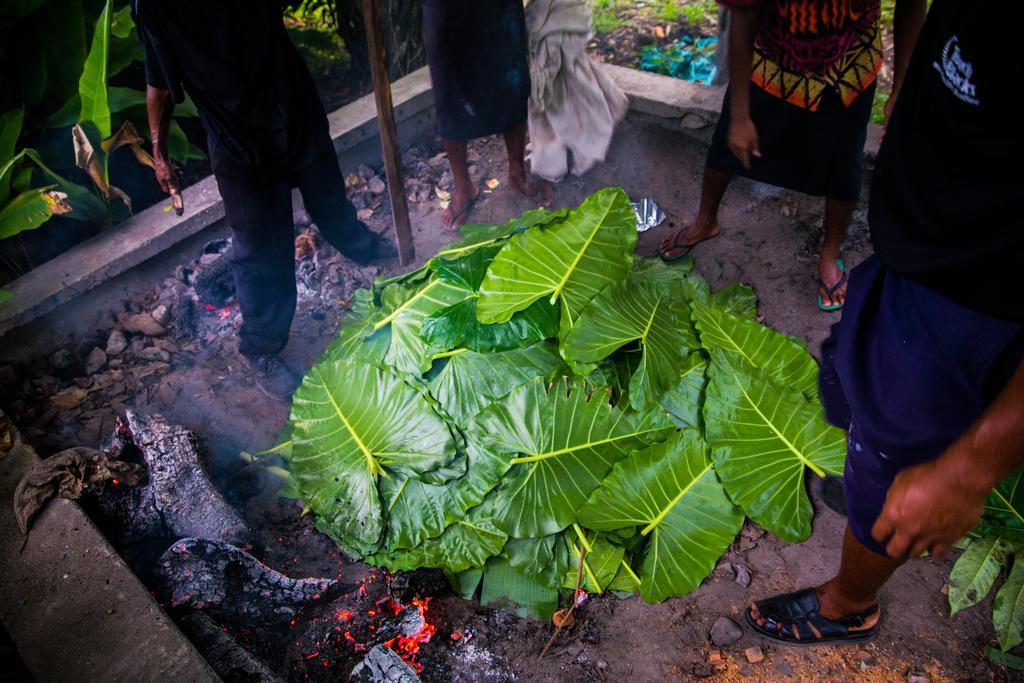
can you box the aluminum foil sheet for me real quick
[632,198,666,233]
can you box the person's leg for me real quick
[441,138,479,230]
[658,166,730,259]
[819,197,853,308]
[294,145,383,263]
[502,121,553,206]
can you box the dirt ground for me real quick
[1,117,1014,681]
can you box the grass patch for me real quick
[655,0,683,23]
[591,0,626,34]
[871,87,890,125]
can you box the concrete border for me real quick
[0,64,884,340]
[0,67,435,339]
[0,415,219,682]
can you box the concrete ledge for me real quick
[0,418,219,682]
[604,63,883,157]
[0,66,435,339]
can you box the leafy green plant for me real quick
[657,0,683,24]
[277,188,846,619]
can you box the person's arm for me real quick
[872,359,1024,559]
[884,0,928,125]
[146,85,180,202]
[725,6,760,169]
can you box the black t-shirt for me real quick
[869,0,1024,323]
[132,0,326,171]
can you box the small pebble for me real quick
[744,646,764,664]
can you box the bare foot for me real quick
[818,253,847,309]
[441,184,480,231]
[508,165,554,207]
[658,219,720,260]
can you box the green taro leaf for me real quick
[995,556,1024,651]
[629,255,694,283]
[476,187,637,341]
[441,206,569,260]
[704,353,845,543]
[368,497,508,574]
[580,430,743,602]
[421,297,558,354]
[469,376,674,537]
[505,533,569,590]
[321,289,388,365]
[368,277,473,376]
[564,279,698,409]
[429,342,563,426]
[565,528,625,594]
[480,555,559,620]
[381,442,509,550]
[659,352,707,429]
[289,360,458,556]
[585,351,641,407]
[712,283,758,320]
[948,533,1014,616]
[693,302,819,398]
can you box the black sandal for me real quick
[658,229,718,262]
[745,588,879,645]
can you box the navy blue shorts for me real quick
[820,256,1024,556]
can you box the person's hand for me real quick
[871,457,988,560]
[727,116,761,170]
[153,152,180,198]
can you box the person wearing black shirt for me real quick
[132,0,395,399]
[745,0,1024,644]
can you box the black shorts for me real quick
[707,82,875,203]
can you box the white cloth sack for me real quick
[526,0,628,181]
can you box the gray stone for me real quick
[710,616,743,647]
[50,349,74,371]
[368,176,387,194]
[908,675,929,683]
[85,347,108,375]
[106,330,128,356]
[151,304,171,326]
[137,347,171,363]
[123,313,167,337]
[732,562,752,588]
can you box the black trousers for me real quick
[210,136,374,356]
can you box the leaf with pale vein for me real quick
[470,376,674,537]
[659,353,707,429]
[948,533,1014,616]
[564,279,698,409]
[994,556,1024,651]
[704,353,845,543]
[580,430,743,602]
[476,187,636,341]
[288,360,457,556]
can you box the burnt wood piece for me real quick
[179,613,282,683]
[158,538,355,625]
[193,252,236,308]
[350,645,420,683]
[13,447,146,534]
[125,410,251,547]
[93,417,169,540]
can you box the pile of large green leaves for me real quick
[283,187,845,618]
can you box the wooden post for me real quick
[362,0,415,265]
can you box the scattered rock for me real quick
[106,330,128,356]
[732,562,752,588]
[123,313,167,337]
[357,163,375,180]
[151,304,171,327]
[85,348,108,375]
[50,349,74,372]
[744,646,764,664]
[908,674,929,683]
[50,387,88,410]
[710,616,743,646]
[707,650,727,671]
[357,208,374,221]
[368,176,386,194]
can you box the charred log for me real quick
[179,613,282,683]
[350,645,420,683]
[158,538,354,625]
[193,252,236,308]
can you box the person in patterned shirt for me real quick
[660,0,926,312]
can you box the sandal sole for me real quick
[744,607,877,646]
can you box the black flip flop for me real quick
[658,230,717,262]
[745,588,879,645]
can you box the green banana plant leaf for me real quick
[469,376,674,537]
[564,528,625,594]
[476,187,637,341]
[704,353,845,543]
[994,556,1024,651]
[380,442,509,550]
[428,342,563,426]
[0,149,106,221]
[563,279,698,409]
[0,108,24,205]
[0,290,10,304]
[579,430,743,602]
[712,284,758,321]
[79,0,112,139]
[368,497,508,574]
[982,472,1024,539]
[693,302,819,398]
[288,359,458,556]
[0,187,67,240]
[659,352,707,429]
[948,533,1015,616]
[367,276,473,376]
[505,533,569,591]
